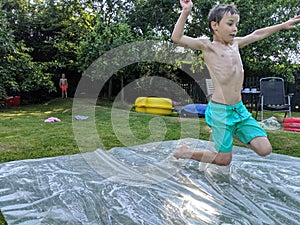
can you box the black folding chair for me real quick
[255,77,293,121]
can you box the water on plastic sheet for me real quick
[0,139,299,225]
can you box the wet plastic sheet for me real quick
[0,139,300,225]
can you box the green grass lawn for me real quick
[1,98,300,163]
[0,98,300,224]
[0,98,210,162]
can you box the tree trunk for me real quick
[108,79,112,100]
[120,76,124,102]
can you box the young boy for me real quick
[172,0,300,166]
[59,73,68,98]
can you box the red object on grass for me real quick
[284,118,300,132]
[4,96,21,106]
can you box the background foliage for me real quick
[0,0,299,103]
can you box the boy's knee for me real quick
[257,145,272,157]
[213,153,232,166]
[250,137,272,157]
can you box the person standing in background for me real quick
[59,73,68,98]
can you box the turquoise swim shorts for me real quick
[205,101,267,152]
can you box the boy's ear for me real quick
[211,21,218,32]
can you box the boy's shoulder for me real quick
[192,37,213,51]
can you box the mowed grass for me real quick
[0,98,300,224]
[0,98,210,163]
[1,99,78,162]
[1,98,300,163]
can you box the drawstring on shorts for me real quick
[232,107,244,119]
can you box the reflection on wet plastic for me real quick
[0,139,299,225]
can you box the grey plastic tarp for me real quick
[0,138,299,225]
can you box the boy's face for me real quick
[213,12,239,45]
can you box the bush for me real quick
[0,84,8,108]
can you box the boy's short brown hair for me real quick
[208,4,239,34]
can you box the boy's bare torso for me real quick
[60,78,67,85]
[203,40,243,105]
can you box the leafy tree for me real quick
[1,0,98,100]
[0,6,55,103]
[78,13,143,98]
[127,0,178,38]
[2,0,299,104]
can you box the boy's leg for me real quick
[173,145,232,166]
[248,136,272,156]
[235,115,272,156]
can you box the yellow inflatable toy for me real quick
[134,97,174,115]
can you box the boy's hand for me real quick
[282,15,300,30]
[180,0,193,12]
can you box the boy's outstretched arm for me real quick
[237,15,300,48]
[171,0,208,50]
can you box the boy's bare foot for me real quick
[173,144,194,159]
